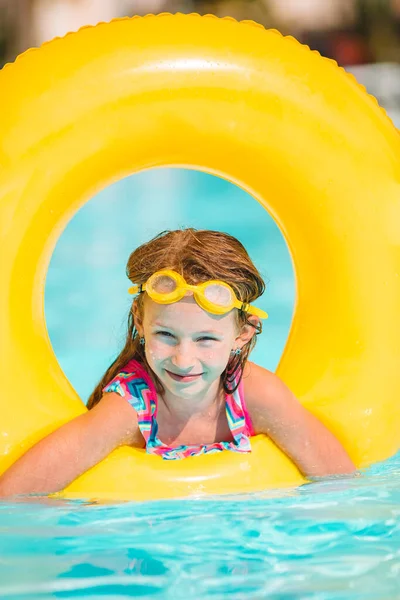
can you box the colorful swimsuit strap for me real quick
[103,359,157,443]
[103,359,252,459]
[239,378,255,437]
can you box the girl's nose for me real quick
[171,342,196,371]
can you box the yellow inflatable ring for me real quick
[1,13,400,501]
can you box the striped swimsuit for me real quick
[103,359,254,460]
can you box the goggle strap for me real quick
[128,284,143,295]
[249,306,269,319]
[240,302,268,319]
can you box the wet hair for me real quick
[87,229,265,409]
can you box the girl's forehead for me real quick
[143,296,237,331]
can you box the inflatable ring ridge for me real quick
[279,35,393,127]
[1,13,393,131]
[1,15,135,71]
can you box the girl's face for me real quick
[136,294,251,400]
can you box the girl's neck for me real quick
[159,378,225,423]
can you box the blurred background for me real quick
[3,0,400,66]
[2,1,399,401]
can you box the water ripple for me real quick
[1,455,400,598]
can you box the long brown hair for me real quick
[87,229,265,409]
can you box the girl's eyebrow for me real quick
[196,330,224,336]
[152,323,224,336]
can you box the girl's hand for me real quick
[0,393,141,498]
[244,362,356,477]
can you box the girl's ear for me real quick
[235,316,259,349]
[132,300,144,337]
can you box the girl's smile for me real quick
[164,369,204,383]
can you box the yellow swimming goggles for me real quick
[128,269,268,318]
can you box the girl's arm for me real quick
[244,362,356,477]
[0,393,141,498]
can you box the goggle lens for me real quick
[151,274,177,294]
[203,283,233,307]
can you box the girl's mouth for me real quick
[165,370,203,383]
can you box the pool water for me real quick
[1,169,399,599]
[1,456,400,599]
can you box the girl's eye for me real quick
[197,337,218,343]
[155,331,174,338]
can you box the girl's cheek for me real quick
[147,340,169,363]
[200,347,229,365]
[203,350,215,361]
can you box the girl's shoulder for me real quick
[242,362,299,435]
[242,361,289,409]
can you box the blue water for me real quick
[1,458,400,598]
[2,169,399,599]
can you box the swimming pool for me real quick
[1,169,399,599]
[1,455,399,598]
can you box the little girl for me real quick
[0,229,354,496]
